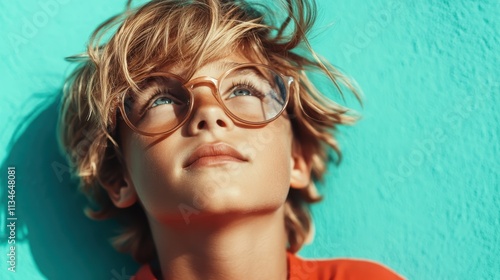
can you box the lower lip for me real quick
[187,156,245,168]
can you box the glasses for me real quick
[119,63,294,136]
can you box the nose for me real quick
[186,85,234,135]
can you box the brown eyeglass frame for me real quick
[119,63,294,136]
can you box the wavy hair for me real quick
[59,0,360,263]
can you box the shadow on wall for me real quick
[0,96,138,280]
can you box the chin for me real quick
[187,186,287,215]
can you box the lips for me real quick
[184,143,247,168]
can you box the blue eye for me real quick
[230,88,253,97]
[152,96,174,107]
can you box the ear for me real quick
[102,171,138,208]
[290,141,312,189]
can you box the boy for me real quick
[59,0,404,279]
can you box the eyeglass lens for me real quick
[123,65,287,134]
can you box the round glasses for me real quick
[119,63,294,136]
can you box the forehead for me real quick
[160,51,266,79]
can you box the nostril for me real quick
[197,120,206,130]
[216,119,226,127]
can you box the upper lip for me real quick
[184,142,247,168]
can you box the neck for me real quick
[148,206,289,280]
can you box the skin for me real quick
[105,53,311,280]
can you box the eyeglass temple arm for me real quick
[268,75,294,106]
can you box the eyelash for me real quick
[139,88,169,116]
[136,79,262,116]
[229,81,259,96]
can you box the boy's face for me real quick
[115,53,309,223]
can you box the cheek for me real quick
[243,119,294,201]
[124,136,184,215]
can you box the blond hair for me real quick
[59,0,360,263]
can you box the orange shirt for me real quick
[132,252,404,280]
[287,252,404,280]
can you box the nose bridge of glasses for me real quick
[185,76,226,113]
[185,76,219,93]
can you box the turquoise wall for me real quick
[0,0,498,279]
